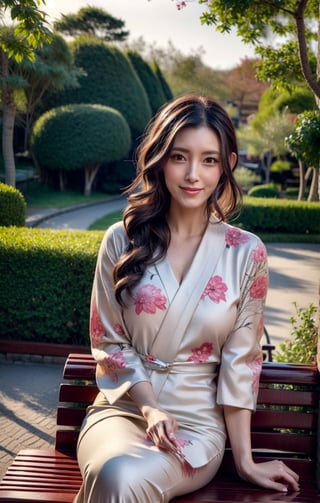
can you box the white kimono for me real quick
[75,217,268,503]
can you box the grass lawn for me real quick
[88,211,123,230]
[25,181,114,209]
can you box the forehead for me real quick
[171,126,220,150]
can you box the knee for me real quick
[87,455,140,499]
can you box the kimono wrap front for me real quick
[78,217,268,471]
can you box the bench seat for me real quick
[0,353,319,502]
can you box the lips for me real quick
[180,186,203,195]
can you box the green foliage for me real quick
[275,303,318,364]
[199,0,319,101]
[152,60,173,101]
[0,182,26,226]
[270,160,291,173]
[31,104,131,171]
[235,197,320,234]
[42,38,152,138]
[0,227,103,344]
[54,6,129,42]
[126,50,166,114]
[255,41,317,92]
[248,184,280,198]
[272,86,316,115]
[286,111,320,168]
[234,167,260,191]
[0,0,51,63]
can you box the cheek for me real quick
[205,168,222,187]
[163,165,180,186]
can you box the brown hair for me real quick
[113,94,242,304]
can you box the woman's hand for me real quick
[143,405,180,452]
[239,459,300,493]
[128,381,180,453]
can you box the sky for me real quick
[44,0,256,70]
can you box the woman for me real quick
[74,95,299,502]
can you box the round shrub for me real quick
[0,182,26,227]
[31,104,131,195]
[248,184,280,198]
[42,38,152,139]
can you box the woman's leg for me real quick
[74,415,222,503]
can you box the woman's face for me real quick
[162,126,227,214]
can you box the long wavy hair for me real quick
[113,94,242,304]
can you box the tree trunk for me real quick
[84,164,100,197]
[59,169,65,192]
[297,160,306,200]
[263,150,272,184]
[307,167,319,201]
[1,50,16,187]
[295,0,320,104]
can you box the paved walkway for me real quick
[0,201,318,481]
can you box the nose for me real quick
[185,160,199,182]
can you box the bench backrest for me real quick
[56,354,320,484]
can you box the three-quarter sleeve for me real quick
[90,223,150,404]
[217,238,268,411]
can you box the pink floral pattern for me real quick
[134,284,167,315]
[249,276,268,299]
[187,342,213,362]
[252,242,267,263]
[246,355,263,393]
[225,227,250,247]
[114,323,125,337]
[90,303,105,346]
[201,275,228,303]
[103,352,127,383]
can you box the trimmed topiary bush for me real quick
[248,184,280,198]
[0,227,103,344]
[0,183,26,227]
[152,60,173,101]
[42,37,152,139]
[31,104,131,196]
[126,50,166,114]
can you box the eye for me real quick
[170,152,186,162]
[204,156,219,165]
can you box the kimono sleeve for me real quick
[217,238,268,411]
[90,222,150,404]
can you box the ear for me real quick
[229,152,237,171]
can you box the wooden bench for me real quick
[0,353,319,502]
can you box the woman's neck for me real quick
[167,208,209,239]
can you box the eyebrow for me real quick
[171,147,220,155]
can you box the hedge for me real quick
[0,228,103,345]
[0,183,26,227]
[235,197,320,234]
[1,198,319,345]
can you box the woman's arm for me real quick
[224,405,300,492]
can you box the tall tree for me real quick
[54,7,129,42]
[196,0,320,107]
[0,0,50,186]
